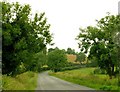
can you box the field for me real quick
[66,54,80,64]
[2,71,38,90]
[49,67,119,90]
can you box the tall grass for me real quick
[49,68,118,90]
[2,71,38,90]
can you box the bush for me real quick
[94,68,106,74]
[58,64,83,71]
[100,85,112,91]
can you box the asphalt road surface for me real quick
[36,71,95,91]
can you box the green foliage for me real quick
[48,47,59,53]
[100,85,112,91]
[48,48,55,53]
[57,62,83,71]
[59,65,82,71]
[76,14,120,78]
[66,48,76,55]
[2,71,38,90]
[27,52,47,72]
[2,2,53,75]
[86,57,98,67]
[47,48,67,72]
[76,52,86,64]
[94,68,106,74]
[50,68,118,90]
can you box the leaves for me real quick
[76,14,120,78]
[2,2,53,75]
[47,48,67,72]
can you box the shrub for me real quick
[100,85,112,91]
[94,68,106,74]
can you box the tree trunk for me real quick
[107,66,112,79]
[111,64,114,76]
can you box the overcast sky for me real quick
[8,0,119,52]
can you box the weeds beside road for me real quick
[2,71,38,90]
[49,67,118,91]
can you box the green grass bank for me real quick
[49,67,119,90]
[2,71,38,90]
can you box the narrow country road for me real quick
[36,71,95,91]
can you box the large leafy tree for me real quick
[47,48,67,72]
[2,2,53,75]
[76,14,120,78]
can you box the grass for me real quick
[49,67,119,90]
[2,71,38,90]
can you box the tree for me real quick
[48,47,59,53]
[76,14,120,78]
[66,48,76,55]
[76,52,86,64]
[48,48,55,53]
[2,2,53,75]
[47,48,67,72]
[26,52,47,72]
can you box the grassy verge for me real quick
[2,71,38,90]
[49,68,118,90]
